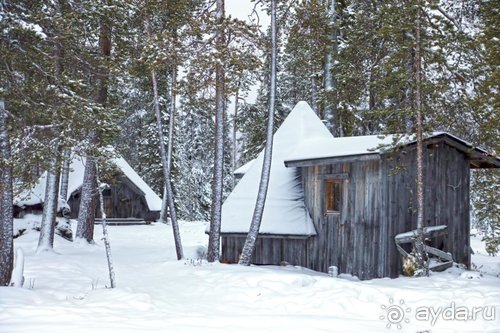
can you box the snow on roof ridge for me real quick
[284,131,472,163]
[15,153,162,212]
[218,101,331,236]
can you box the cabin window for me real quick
[325,179,342,213]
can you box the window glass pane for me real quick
[325,180,341,212]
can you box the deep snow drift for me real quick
[1,218,499,333]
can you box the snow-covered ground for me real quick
[1,219,499,333]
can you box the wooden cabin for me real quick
[219,102,499,280]
[14,155,162,222]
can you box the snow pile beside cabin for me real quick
[219,101,333,236]
[14,155,162,212]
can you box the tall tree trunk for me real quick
[207,0,226,263]
[76,145,98,242]
[151,69,183,259]
[59,148,71,204]
[0,100,14,286]
[37,155,61,252]
[144,7,183,259]
[232,83,240,188]
[76,13,111,243]
[324,0,338,136]
[96,164,116,288]
[159,185,168,223]
[38,10,64,251]
[239,0,277,266]
[414,3,427,276]
[159,65,177,224]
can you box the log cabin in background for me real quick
[14,155,162,223]
[219,102,500,280]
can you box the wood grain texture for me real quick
[221,138,473,280]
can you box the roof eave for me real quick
[216,232,315,239]
[285,153,380,168]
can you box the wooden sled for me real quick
[395,225,453,272]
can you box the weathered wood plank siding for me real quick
[68,175,151,220]
[382,142,471,277]
[302,160,382,280]
[220,236,308,265]
[221,139,471,280]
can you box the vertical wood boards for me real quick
[220,139,472,279]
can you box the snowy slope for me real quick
[219,101,333,236]
[1,220,499,333]
[15,155,162,212]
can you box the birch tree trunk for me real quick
[159,185,168,223]
[207,0,226,263]
[150,68,183,259]
[323,0,338,136]
[96,164,116,288]
[159,65,177,224]
[414,3,428,276]
[144,8,183,259]
[239,0,277,266]
[0,100,14,286]
[37,156,61,252]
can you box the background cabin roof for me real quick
[15,155,162,212]
[216,101,333,236]
[285,132,499,168]
[233,158,256,176]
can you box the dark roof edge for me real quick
[285,132,499,169]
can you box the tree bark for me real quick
[37,155,61,252]
[239,0,277,266]
[207,0,226,263]
[159,65,177,224]
[323,0,338,136]
[0,100,14,286]
[96,164,116,288]
[232,84,240,189]
[414,2,428,276]
[59,148,71,204]
[76,146,98,242]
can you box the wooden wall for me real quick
[302,159,383,280]
[221,235,308,265]
[68,175,153,220]
[381,141,470,277]
[221,139,471,280]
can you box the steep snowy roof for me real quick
[285,132,500,168]
[219,101,333,236]
[15,155,162,212]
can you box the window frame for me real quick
[324,178,342,214]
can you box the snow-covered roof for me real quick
[15,155,162,212]
[285,132,499,167]
[234,159,256,175]
[218,101,333,236]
